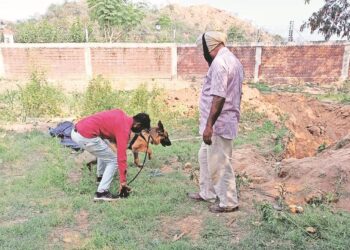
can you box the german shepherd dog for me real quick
[86,120,171,170]
[131,120,171,167]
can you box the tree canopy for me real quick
[301,0,350,40]
[87,0,144,42]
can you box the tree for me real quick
[227,26,247,42]
[69,19,87,42]
[301,0,350,40]
[15,20,61,43]
[87,0,144,42]
[157,15,172,29]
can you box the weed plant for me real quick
[18,72,64,120]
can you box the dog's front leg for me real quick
[133,151,142,168]
[147,148,153,160]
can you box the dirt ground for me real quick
[1,83,349,212]
[167,84,350,211]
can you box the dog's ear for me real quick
[158,120,164,132]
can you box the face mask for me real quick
[131,125,142,133]
[202,33,213,66]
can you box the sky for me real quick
[0,0,330,41]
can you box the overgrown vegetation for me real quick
[19,72,64,120]
[315,81,350,104]
[81,75,178,126]
[82,75,119,115]
[0,90,21,121]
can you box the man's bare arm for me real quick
[203,96,225,145]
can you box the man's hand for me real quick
[203,96,225,145]
[203,125,213,145]
[119,182,131,198]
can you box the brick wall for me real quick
[1,46,85,80]
[91,46,172,78]
[0,43,349,84]
[177,46,207,77]
[259,45,344,83]
[229,46,256,80]
[177,46,256,80]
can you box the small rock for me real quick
[184,162,192,169]
[289,205,304,213]
[273,204,283,211]
[271,134,278,140]
[306,227,317,234]
[289,205,297,213]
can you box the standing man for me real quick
[188,31,243,213]
[71,109,150,201]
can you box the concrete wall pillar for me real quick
[0,48,5,78]
[254,46,262,83]
[84,46,93,80]
[171,44,177,79]
[341,45,350,81]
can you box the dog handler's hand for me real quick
[203,125,213,145]
[119,182,131,198]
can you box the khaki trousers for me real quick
[198,135,239,208]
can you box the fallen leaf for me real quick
[172,232,185,242]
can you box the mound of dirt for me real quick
[264,93,350,158]
[235,135,350,211]
[275,135,350,210]
[241,86,350,158]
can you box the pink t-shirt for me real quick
[199,47,244,140]
[76,109,133,183]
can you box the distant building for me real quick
[3,28,14,43]
[0,21,14,43]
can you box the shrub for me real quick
[82,75,119,116]
[19,72,63,119]
[0,90,21,121]
[127,84,173,125]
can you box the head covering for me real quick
[196,31,227,52]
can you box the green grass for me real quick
[249,80,350,105]
[316,92,350,104]
[0,130,214,249]
[249,82,273,93]
[236,203,350,249]
[235,108,288,156]
[0,119,349,249]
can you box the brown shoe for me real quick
[209,204,239,213]
[187,192,206,201]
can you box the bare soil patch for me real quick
[234,135,350,211]
[0,217,29,227]
[49,210,90,249]
[160,165,174,174]
[263,93,350,158]
[161,214,204,241]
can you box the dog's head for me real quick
[154,120,171,147]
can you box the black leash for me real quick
[127,132,148,150]
[127,132,151,186]
[119,130,152,198]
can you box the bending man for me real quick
[72,109,150,201]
